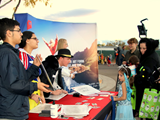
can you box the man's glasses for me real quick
[10,29,21,32]
[30,38,39,41]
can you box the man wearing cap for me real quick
[55,49,85,93]
[56,49,86,91]
[40,49,73,97]
[40,49,84,96]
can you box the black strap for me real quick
[149,81,160,93]
[57,68,64,89]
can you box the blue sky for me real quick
[1,0,160,43]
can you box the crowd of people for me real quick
[112,37,160,120]
[0,18,86,119]
[97,51,112,66]
[98,38,141,67]
[0,17,160,120]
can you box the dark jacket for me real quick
[39,55,59,97]
[123,48,141,62]
[0,43,39,119]
[134,38,160,111]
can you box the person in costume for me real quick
[107,56,111,66]
[128,55,140,117]
[134,38,160,119]
[101,53,104,64]
[40,38,70,95]
[54,49,85,93]
[111,67,134,120]
[104,56,107,64]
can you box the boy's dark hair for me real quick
[129,55,139,65]
[19,31,34,48]
[0,18,20,40]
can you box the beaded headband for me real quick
[119,65,128,75]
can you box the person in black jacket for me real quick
[134,38,160,119]
[0,18,52,120]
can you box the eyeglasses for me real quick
[10,29,21,32]
[30,38,39,40]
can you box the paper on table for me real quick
[61,105,90,116]
[72,85,100,96]
[29,103,52,113]
[83,93,99,96]
[45,93,67,100]
[61,106,92,118]
[98,91,111,95]
[30,103,62,113]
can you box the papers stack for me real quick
[72,85,100,96]
[45,93,67,100]
[29,103,52,113]
[60,105,92,118]
[83,91,112,96]
[98,91,111,95]
[29,103,62,113]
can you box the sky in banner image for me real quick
[1,0,160,43]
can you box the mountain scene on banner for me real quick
[71,39,99,88]
[72,39,97,63]
[71,39,98,75]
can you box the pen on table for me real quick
[38,97,42,104]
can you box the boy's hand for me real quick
[30,94,40,103]
[37,82,52,93]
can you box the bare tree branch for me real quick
[0,0,12,9]
[12,0,21,19]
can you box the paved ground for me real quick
[98,64,118,91]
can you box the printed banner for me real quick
[15,13,99,91]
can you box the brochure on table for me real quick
[72,85,100,96]
[45,93,67,100]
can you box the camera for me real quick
[137,18,148,38]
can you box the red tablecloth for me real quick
[28,91,118,120]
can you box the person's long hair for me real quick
[119,67,134,88]
[56,39,67,52]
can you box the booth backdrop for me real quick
[15,13,99,90]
